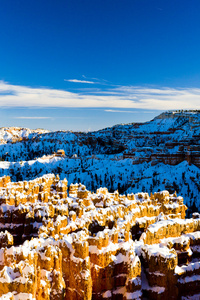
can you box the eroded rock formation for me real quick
[0,174,199,299]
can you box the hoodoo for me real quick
[0,174,199,299]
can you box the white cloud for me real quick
[64,79,95,84]
[105,109,142,113]
[0,80,200,110]
[14,117,53,119]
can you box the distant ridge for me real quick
[0,110,199,213]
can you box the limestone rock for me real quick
[0,174,199,299]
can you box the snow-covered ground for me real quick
[0,154,199,214]
[0,110,199,213]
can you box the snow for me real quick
[150,286,165,294]
[81,270,91,279]
[160,235,190,248]
[145,218,195,235]
[102,290,112,298]
[0,111,199,212]
[89,241,119,255]
[141,268,165,294]
[126,290,142,299]
[0,156,198,212]
[185,231,200,241]
[13,293,35,300]
[114,253,128,264]
[0,293,13,300]
[182,294,200,300]
[0,266,20,283]
[178,274,200,284]
[141,244,177,260]
[175,261,200,275]
[0,112,200,298]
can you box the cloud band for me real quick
[0,81,200,110]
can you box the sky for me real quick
[0,0,200,131]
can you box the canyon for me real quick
[0,110,199,212]
[0,174,200,299]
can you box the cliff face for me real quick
[0,174,200,299]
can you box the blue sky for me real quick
[0,0,200,131]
